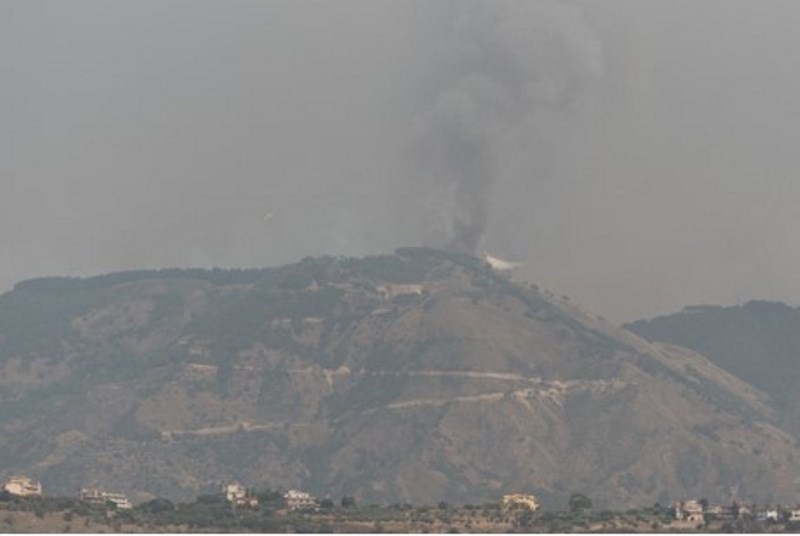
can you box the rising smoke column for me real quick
[412,0,603,254]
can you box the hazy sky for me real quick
[4,0,800,322]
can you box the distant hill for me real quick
[626,301,800,434]
[1,249,798,508]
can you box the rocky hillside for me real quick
[626,301,800,435]
[1,249,798,508]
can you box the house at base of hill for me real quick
[3,476,42,497]
[223,482,258,508]
[674,500,704,524]
[80,488,133,509]
[501,493,540,511]
[705,504,736,520]
[284,489,318,511]
[756,508,780,522]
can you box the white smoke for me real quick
[410,0,603,254]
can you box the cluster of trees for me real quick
[10,487,800,533]
[6,486,697,534]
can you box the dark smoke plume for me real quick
[412,0,603,254]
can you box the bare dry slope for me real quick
[0,249,798,508]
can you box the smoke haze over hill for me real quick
[408,1,602,254]
[5,1,800,321]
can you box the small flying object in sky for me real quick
[263,212,274,222]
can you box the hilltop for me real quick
[0,248,798,508]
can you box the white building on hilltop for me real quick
[3,476,42,497]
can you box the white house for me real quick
[223,482,258,508]
[80,488,133,510]
[3,476,42,497]
[756,507,780,522]
[284,489,317,510]
[674,500,704,524]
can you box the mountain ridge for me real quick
[626,300,800,436]
[1,249,798,508]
